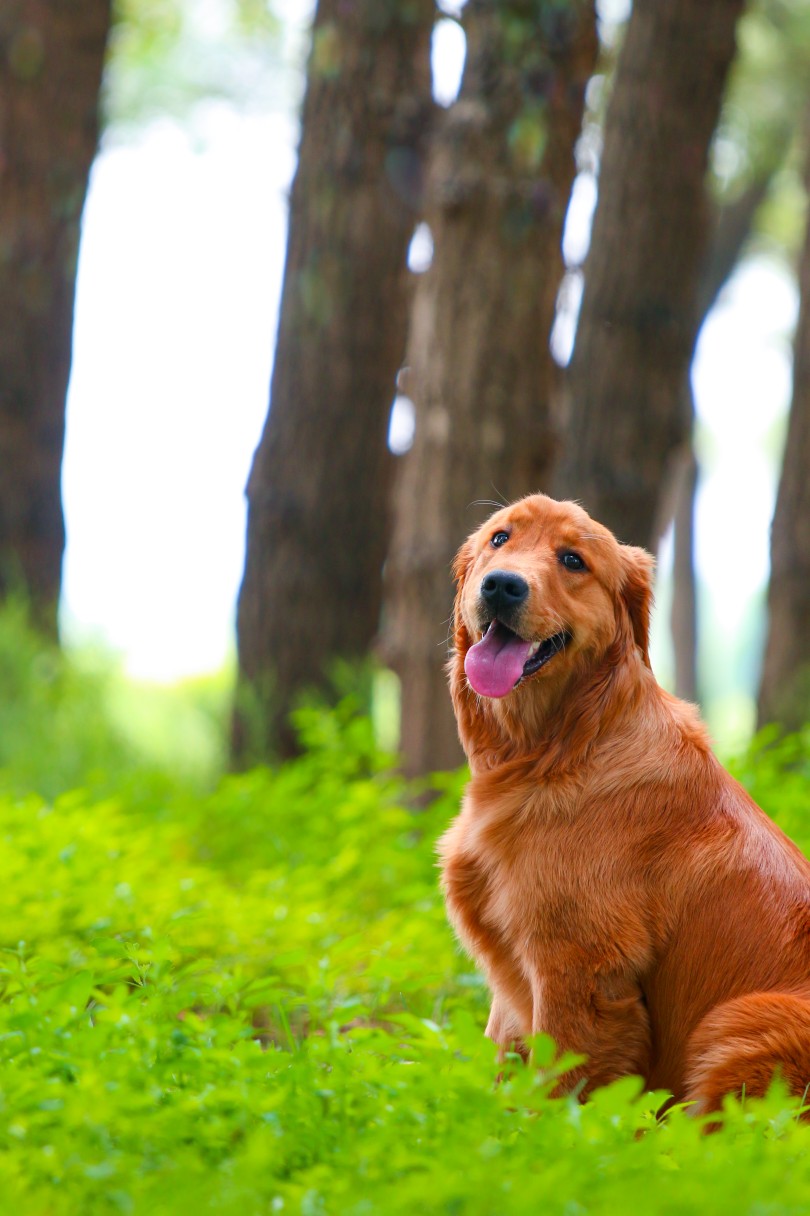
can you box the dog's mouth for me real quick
[465,620,571,699]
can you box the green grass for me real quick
[1,607,810,1212]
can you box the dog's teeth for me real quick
[527,641,541,657]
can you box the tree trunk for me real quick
[757,150,810,731]
[669,171,782,706]
[555,0,744,550]
[233,0,434,762]
[0,0,111,634]
[382,0,597,778]
[670,443,699,702]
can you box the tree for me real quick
[233,0,435,762]
[757,128,810,730]
[670,448,699,702]
[382,0,598,778]
[555,0,745,551]
[0,0,112,633]
[670,138,793,703]
[668,0,810,703]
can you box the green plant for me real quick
[1,610,810,1212]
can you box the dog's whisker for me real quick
[469,498,506,512]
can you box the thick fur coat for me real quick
[439,493,810,1111]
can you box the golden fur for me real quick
[439,493,810,1111]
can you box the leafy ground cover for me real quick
[1,609,810,1212]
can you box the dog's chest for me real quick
[441,798,620,961]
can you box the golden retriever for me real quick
[439,493,810,1113]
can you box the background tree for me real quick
[555,0,745,551]
[668,113,792,704]
[668,0,810,703]
[0,0,112,633]
[757,120,810,731]
[382,0,597,778]
[233,0,435,762]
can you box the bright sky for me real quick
[693,258,795,607]
[63,109,295,678]
[660,257,795,745]
[61,25,797,742]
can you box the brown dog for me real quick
[440,493,810,1112]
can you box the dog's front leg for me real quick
[532,962,651,1096]
[485,996,528,1063]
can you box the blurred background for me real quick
[4,0,810,776]
[9,5,810,1198]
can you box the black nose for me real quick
[481,569,529,615]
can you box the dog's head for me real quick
[450,494,654,761]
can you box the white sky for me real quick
[693,255,795,619]
[63,109,295,677]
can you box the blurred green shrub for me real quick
[729,722,810,853]
[0,602,230,796]
[0,600,135,797]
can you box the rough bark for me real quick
[555,0,744,550]
[382,0,598,778]
[0,0,111,634]
[757,156,810,730]
[233,0,434,762]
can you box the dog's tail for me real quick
[685,990,810,1116]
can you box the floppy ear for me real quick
[448,538,478,748]
[448,536,503,767]
[450,538,475,655]
[620,545,655,668]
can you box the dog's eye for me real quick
[490,531,510,548]
[560,551,587,571]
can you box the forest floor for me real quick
[1,607,810,1213]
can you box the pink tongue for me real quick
[465,623,534,698]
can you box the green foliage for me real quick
[105,0,291,133]
[0,603,228,797]
[0,601,134,799]
[730,725,810,855]
[105,666,232,786]
[712,0,810,258]
[3,620,810,1210]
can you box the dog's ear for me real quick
[620,545,655,668]
[452,536,474,586]
[451,538,474,652]
[449,536,503,768]
[448,538,476,748]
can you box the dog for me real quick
[439,493,810,1113]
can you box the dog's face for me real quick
[452,495,654,715]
